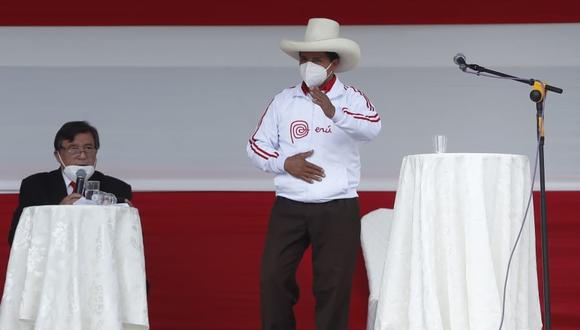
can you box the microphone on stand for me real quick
[75,169,87,195]
[453,53,468,71]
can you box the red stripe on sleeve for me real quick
[342,108,381,122]
[249,142,269,160]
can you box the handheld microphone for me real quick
[75,169,87,195]
[453,53,467,71]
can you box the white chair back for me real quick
[361,208,394,330]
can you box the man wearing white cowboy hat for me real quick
[247,18,381,330]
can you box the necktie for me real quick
[69,181,77,193]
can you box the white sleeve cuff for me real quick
[274,155,288,174]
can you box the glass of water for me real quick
[101,193,117,205]
[84,181,100,201]
[433,134,447,153]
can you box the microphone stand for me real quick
[463,61,563,330]
[464,63,564,94]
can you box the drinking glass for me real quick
[84,181,100,201]
[101,193,117,205]
[433,134,447,153]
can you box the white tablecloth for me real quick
[0,205,149,330]
[374,153,542,330]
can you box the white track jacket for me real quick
[247,77,381,203]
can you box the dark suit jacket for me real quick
[9,169,132,245]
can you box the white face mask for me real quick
[57,152,95,182]
[63,165,95,183]
[300,62,333,88]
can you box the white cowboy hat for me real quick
[280,18,361,73]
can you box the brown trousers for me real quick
[260,197,361,330]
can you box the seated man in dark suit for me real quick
[9,121,132,245]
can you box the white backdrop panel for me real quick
[0,24,578,192]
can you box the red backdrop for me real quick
[0,0,580,25]
[0,191,579,329]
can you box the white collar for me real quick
[61,169,72,188]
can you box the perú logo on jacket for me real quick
[290,120,309,144]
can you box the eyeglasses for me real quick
[62,145,97,156]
